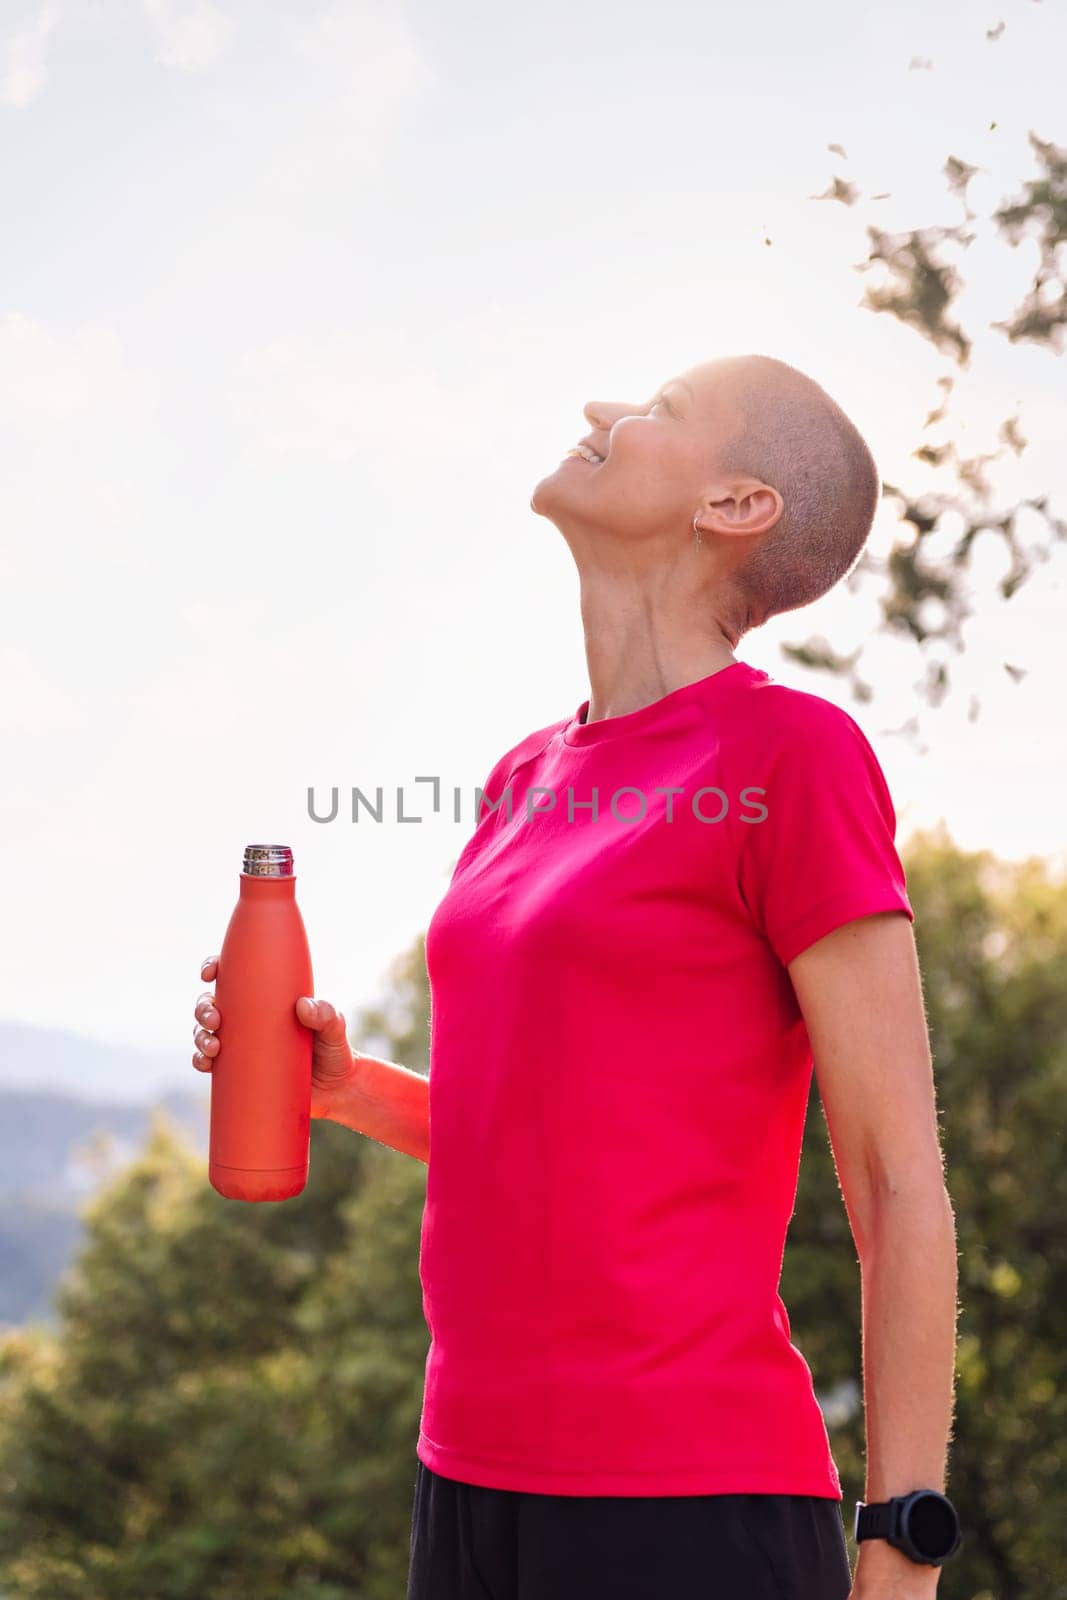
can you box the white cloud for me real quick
[0,313,166,586]
[0,0,60,110]
[0,312,153,425]
[0,646,81,735]
[1,0,234,100]
[292,0,429,109]
[140,0,233,71]
[231,332,480,463]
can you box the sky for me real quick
[1,0,1065,1084]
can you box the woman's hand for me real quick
[193,956,361,1120]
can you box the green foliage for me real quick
[347,932,431,1075]
[1,836,1064,1596]
[785,828,1067,1597]
[0,1112,427,1599]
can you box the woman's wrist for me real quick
[321,1049,430,1163]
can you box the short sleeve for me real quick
[473,718,570,823]
[737,700,914,968]
[475,749,519,821]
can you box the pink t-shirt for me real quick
[416,660,913,1497]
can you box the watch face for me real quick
[905,1493,959,1559]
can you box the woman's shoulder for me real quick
[736,672,873,753]
[478,714,570,799]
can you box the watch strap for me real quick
[854,1500,899,1543]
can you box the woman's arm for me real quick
[323,1050,431,1165]
[788,911,959,1595]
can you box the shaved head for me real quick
[708,355,881,638]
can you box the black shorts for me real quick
[406,1457,853,1599]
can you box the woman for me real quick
[193,353,959,1599]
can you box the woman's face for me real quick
[529,361,746,547]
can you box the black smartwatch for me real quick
[854,1489,962,1567]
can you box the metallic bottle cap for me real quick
[242,843,295,877]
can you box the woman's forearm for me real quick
[323,1051,430,1164]
[858,1183,958,1498]
[852,1183,959,1587]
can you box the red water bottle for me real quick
[209,844,314,1202]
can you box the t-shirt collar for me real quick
[563,661,761,748]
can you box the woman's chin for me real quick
[530,457,594,514]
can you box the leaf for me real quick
[808,176,860,207]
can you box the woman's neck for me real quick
[579,626,737,725]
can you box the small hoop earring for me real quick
[692,514,703,547]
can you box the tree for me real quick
[1,841,1064,1596]
[785,828,1067,1596]
[0,1058,429,1596]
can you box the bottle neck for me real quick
[238,871,296,898]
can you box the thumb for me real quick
[297,994,341,1027]
[296,996,349,1043]
[296,996,353,1085]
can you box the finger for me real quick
[195,994,220,1026]
[194,1027,219,1055]
[200,957,218,981]
[192,1050,213,1073]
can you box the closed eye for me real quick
[651,392,677,417]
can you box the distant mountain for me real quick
[0,1085,209,1200]
[0,1071,210,1331]
[0,1019,194,1104]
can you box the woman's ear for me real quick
[702,481,783,538]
